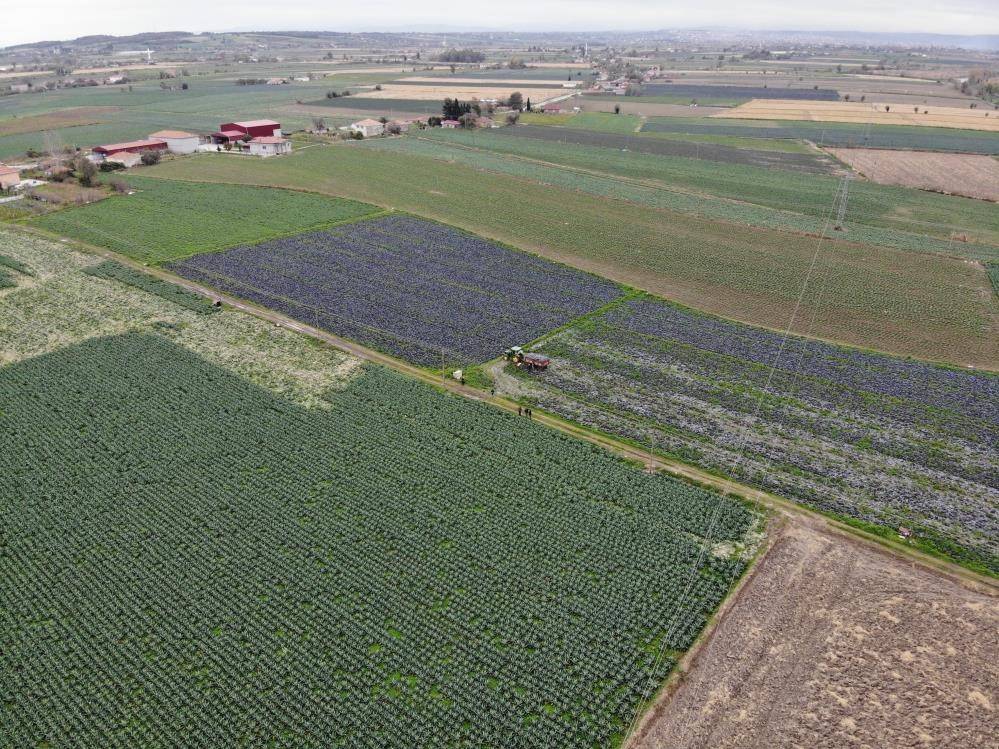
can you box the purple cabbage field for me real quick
[168,215,622,366]
[511,297,999,574]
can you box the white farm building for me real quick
[149,130,200,155]
[350,118,385,137]
[246,136,292,157]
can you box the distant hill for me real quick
[3,28,998,54]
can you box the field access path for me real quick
[22,223,997,597]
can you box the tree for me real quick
[459,112,477,129]
[74,155,98,186]
[614,104,621,114]
[505,111,520,125]
[140,149,162,166]
[442,97,472,120]
[507,91,524,111]
[525,98,532,111]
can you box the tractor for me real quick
[504,346,550,371]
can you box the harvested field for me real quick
[353,84,567,101]
[830,148,999,202]
[718,99,999,131]
[630,518,998,749]
[503,125,840,174]
[0,106,118,137]
[640,83,839,100]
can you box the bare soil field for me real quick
[831,148,999,202]
[630,518,998,749]
[353,83,566,101]
[0,107,118,137]
[718,99,999,131]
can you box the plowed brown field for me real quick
[830,148,999,202]
[629,519,998,749]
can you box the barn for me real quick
[149,130,200,154]
[92,138,168,160]
[212,119,281,143]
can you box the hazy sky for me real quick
[2,0,997,48]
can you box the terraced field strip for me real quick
[718,99,999,131]
[142,153,999,368]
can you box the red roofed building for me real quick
[441,119,460,129]
[92,138,168,159]
[213,119,281,143]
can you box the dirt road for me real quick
[630,518,998,748]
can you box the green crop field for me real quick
[0,275,754,747]
[0,229,756,746]
[359,135,997,261]
[419,128,999,248]
[520,111,646,134]
[31,175,380,263]
[137,151,997,368]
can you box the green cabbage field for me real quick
[1,330,755,748]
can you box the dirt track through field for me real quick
[630,518,998,749]
[830,148,999,202]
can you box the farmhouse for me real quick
[92,138,168,160]
[542,104,563,114]
[149,130,200,154]
[350,118,385,137]
[0,163,20,190]
[212,119,282,144]
[245,136,292,157]
[441,119,460,129]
